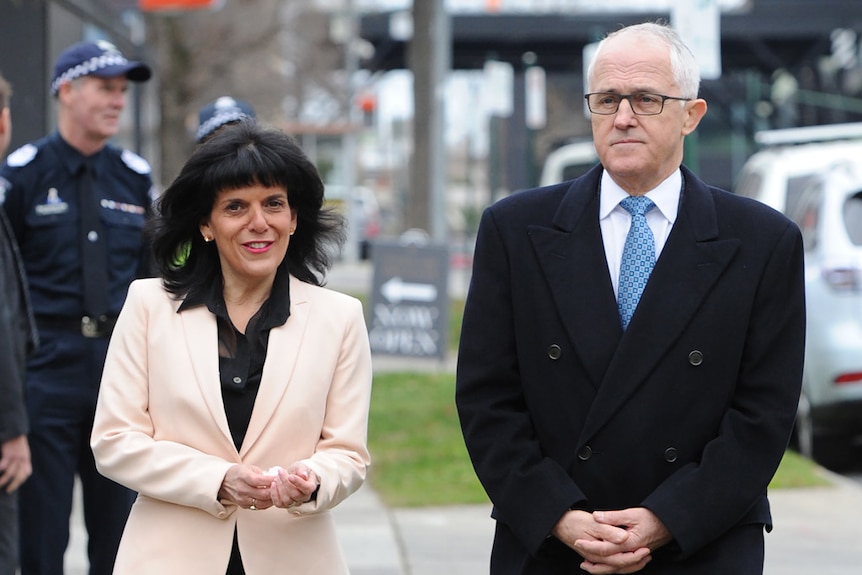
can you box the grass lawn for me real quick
[367,371,830,508]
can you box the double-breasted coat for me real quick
[91,275,372,574]
[456,164,806,573]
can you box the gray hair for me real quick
[587,22,701,100]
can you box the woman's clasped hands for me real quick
[220,462,320,511]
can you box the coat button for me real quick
[664,447,678,463]
[577,445,592,461]
[548,344,562,360]
[688,350,704,366]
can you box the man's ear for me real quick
[56,80,75,102]
[681,98,708,136]
[0,106,10,157]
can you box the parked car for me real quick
[735,125,862,468]
[324,184,381,260]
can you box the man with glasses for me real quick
[456,22,805,574]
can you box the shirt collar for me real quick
[599,168,682,223]
[178,266,291,330]
[49,132,106,178]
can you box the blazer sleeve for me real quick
[293,295,373,514]
[456,206,587,554]
[91,280,235,518]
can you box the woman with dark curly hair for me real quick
[90,120,372,574]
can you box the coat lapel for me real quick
[578,169,741,442]
[529,168,623,389]
[181,305,236,452]
[239,276,308,457]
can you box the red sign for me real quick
[139,0,221,12]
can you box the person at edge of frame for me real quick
[0,69,39,575]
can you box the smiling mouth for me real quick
[244,242,272,252]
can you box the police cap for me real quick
[51,40,151,97]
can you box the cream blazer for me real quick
[91,276,372,574]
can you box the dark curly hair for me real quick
[147,120,345,297]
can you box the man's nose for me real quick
[614,97,638,123]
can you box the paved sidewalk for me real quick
[65,468,862,573]
[336,473,862,575]
[763,473,862,574]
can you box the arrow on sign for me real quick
[381,277,437,304]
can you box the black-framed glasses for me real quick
[584,92,691,116]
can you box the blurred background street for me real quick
[4,0,862,572]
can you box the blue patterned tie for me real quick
[618,196,656,329]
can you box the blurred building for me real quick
[357,0,862,197]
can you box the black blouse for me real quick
[178,269,291,451]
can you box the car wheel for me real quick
[793,394,814,459]
[794,394,854,470]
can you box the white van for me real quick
[735,125,862,212]
[539,140,599,187]
[735,123,862,469]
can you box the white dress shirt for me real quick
[599,169,682,297]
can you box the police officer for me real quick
[195,95,256,143]
[0,40,153,575]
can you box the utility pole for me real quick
[408,0,450,241]
[341,0,361,262]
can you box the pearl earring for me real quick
[204,236,213,242]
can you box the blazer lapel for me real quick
[181,305,236,451]
[239,276,308,457]
[529,169,623,389]
[579,169,741,442]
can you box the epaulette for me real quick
[121,149,151,175]
[6,144,38,167]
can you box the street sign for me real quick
[368,240,449,359]
[672,0,722,80]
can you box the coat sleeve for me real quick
[0,273,28,443]
[0,210,29,443]
[643,218,806,557]
[455,206,586,554]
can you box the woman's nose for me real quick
[247,206,268,231]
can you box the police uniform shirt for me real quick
[0,132,154,319]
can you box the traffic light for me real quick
[357,92,376,127]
